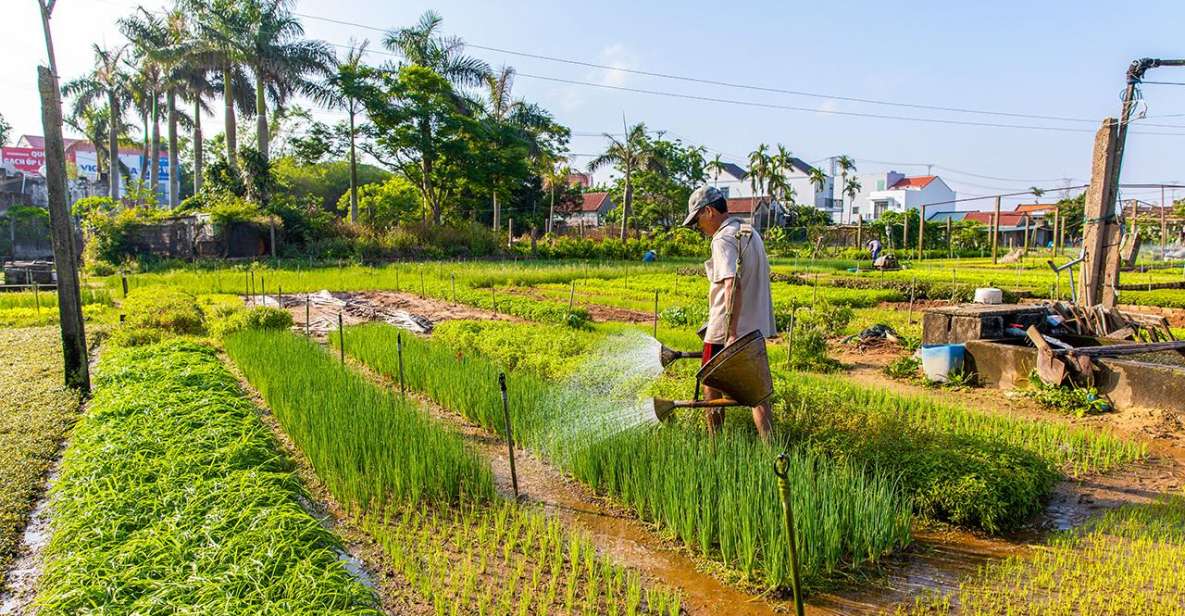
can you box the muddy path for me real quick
[347,358,794,616]
[222,356,432,616]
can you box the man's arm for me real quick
[724,275,742,345]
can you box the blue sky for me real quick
[4,0,1184,208]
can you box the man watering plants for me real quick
[681,185,776,441]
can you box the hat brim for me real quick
[680,207,702,228]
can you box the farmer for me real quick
[681,186,775,441]
[867,238,882,262]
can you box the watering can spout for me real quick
[653,398,677,423]
[659,344,699,368]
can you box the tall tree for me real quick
[588,123,665,240]
[808,167,828,210]
[835,154,856,223]
[844,177,862,222]
[0,113,11,146]
[182,0,251,170]
[62,45,131,200]
[483,65,518,231]
[311,38,370,223]
[706,154,727,187]
[769,144,794,206]
[120,8,170,204]
[747,143,770,206]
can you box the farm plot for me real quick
[0,287,117,328]
[34,340,379,614]
[0,328,80,594]
[337,322,913,592]
[225,329,685,614]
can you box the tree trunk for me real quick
[547,184,555,234]
[140,108,149,191]
[492,189,500,232]
[167,88,178,206]
[150,94,161,205]
[193,97,203,194]
[223,63,237,168]
[255,69,268,161]
[108,89,120,200]
[348,103,358,223]
[38,66,90,392]
[620,165,632,241]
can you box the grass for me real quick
[0,327,80,591]
[337,322,913,592]
[224,329,494,508]
[36,340,379,614]
[0,287,118,328]
[901,493,1185,615]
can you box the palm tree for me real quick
[544,162,571,235]
[65,105,135,192]
[384,10,490,225]
[835,154,856,222]
[747,144,770,220]
[62,45,131,200]
[808,167,828,209]
[844,177,862,223]
[311,38,369,223]
[384,11,490,88]
[587,123,665,241]
[706,154,727,187]
[120,8,172,205]
[769,144,794,205]
[182,0,252,169]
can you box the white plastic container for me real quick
[973,287,1003,304]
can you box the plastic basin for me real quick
[919,344,965,382]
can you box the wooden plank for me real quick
[1056,340,1185,358]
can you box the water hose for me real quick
[774,453,805,616]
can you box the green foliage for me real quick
[334,175,420,229]
[1023,372,1113,417]
[122,285,206,337]
[272,156,391,213]
[0,328,80,584]
[35,341,378,614]
[70,196,117,219]
[210,306,293,338]
[225,330,493,507]
[341,323,913,591]
[205,193,266,227]
[883,355,922,380]
[432,320,599,379]
[784,302,853,372]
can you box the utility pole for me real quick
[1161,185,1168,259]
[917,204,926,260]
[991,196,1001,264]
[37,0,90,393]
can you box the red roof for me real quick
[889,175,937,189]
[559,191,613,213]
[725,197,769,214]
[1014,203,1057,214]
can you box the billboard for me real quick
[1,147,48,174]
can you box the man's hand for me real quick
[725,334,737,346]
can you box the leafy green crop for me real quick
[225,329,493,508]
[36,340,378,614]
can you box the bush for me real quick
[210,306,293,338]
[122,286,205,336]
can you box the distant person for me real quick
[682,185,775,441]
[642,250,657,262]
[867,238,882,262]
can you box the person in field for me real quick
[867,238,882,262]
[681,185,775,441]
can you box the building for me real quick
[567,171,592,189]
[839,171,956,223]
[707,157,836,215]
[725,197,779,233]
[556,191,616,227]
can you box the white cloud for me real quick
[593,43,639,88]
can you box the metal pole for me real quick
[305,294,310,337]
[774,453,805,616]
[451,272,456,302]
[499,372,519,500]
[420,270,425,298]
[397,332,405,397]
[121,273,129,298]
[338,312,345,363]
[992,196,1001,264]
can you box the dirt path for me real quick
[348,358,798,616]
[274,290,521,340]
[507,288,655,324]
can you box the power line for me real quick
[295,10,1185,130]
[511,71,1185,137]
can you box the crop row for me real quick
[0,328,81,589]
[36,340,378,614]
[226,328,684,613]
[337,323,913,591]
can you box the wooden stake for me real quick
[653,290,659,337]
[304,294,310,337]
[396,332,405,397]
[991,196,1001,264]
[338,312,345,363]
[499,373,519,500]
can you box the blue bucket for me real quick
[918,344,965,382]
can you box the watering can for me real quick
[652,330,774,422]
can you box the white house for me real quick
[837,171,956,223]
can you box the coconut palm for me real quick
[62,44,132,200]
[311,38,369,222]
[481,65,528,231]
[120,8,172,204]
[808,167,828,197]
[181,0,252,169]
[769,144,795,205]
[835,154,856,222]
[587,123,665,241]
[706,154,727,187]
[65,105,135,192]
[747,143,770,210]
[844,177,862,222]
[543,162,571,234]
[384,10,490,89]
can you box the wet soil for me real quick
[0,455,61,616]
[222,356,432,616]
[349,358,788,616]
[275,290,521,341]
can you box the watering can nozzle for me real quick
[659,344,700,368]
